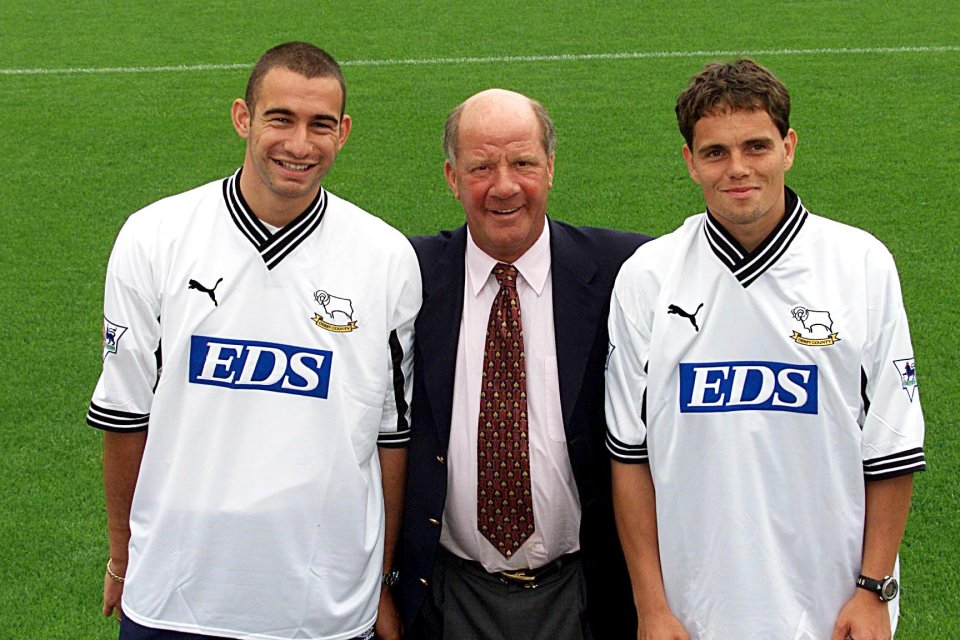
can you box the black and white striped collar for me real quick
[222,169,328,270]
[703,186,808,288]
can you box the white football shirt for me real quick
[606,188,924,639]
[88,170,421,640]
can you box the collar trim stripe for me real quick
[262,191,327,269]
[733,194,804,277]
[738,202,807,287]
[704,215,743,268]
[222,169,327,270]
[736,195,804,277]
[702,187,808,288]
[223,172,269,246]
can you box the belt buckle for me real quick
[498,569,539,589]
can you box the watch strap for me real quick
[856,574,898,601]
[382,569,400,587]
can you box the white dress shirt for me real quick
[439,223,582,571]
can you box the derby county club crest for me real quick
[311,289,358,333]
[789,305,840,347]
[893,358,919,402]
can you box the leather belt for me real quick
[452,551,581,588]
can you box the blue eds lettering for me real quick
[679,361,817,414]
[189,336,332,398]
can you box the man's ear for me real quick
[231,99,251,139]
[783,128,798,172]
[681,144,701,185]
[444,160,460,200]
[337,114,352,149]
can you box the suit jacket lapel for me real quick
[550,220,605,435]
[419,226,467,450]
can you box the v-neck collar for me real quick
[221,169,328,270]
[703,186,808,288]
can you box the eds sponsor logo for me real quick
[189,336,332,398]
[679,361,818,414]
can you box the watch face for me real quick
[881,578,899,601]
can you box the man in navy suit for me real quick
[391,88,648,639]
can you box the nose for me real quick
[285,124,312,158]
[489,165,521,199]
[726,150,750,179]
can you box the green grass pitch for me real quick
[1,1,957,637]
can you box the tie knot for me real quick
[493,263,518,288]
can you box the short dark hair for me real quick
[443,94,556,166]
[245,42,346,118]
[675,58,790,147]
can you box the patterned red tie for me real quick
[477,263,535,558]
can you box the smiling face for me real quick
[232,66,351,225]
[682,108,797,251]
[444,90,554,263]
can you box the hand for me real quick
[375,586,402,640]
[636,607,690,640]
[831,590,891,640]
[102,560,125,622]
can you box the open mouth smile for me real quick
[274,159,316,172]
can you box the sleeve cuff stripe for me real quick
[87,413,149,427]
[605,432,648,462]
[606,441,648,457]
[87,420,149,433]
[378,430,411,443]
[607,445,650,464]
[864,451,925,471]
[864,447,924,466]
[377,440,410,449]
[88,403,149,421]
[86,407,149,429]
[864,461,926,476]
[605,430,646,451]
[864,463,926,480]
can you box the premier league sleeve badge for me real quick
[102,317,128,361]
[893,358,919,402]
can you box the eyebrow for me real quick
[698,136,776,153]
[262,107,339,125]
[697,143,728,154]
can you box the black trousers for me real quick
[409,548,592,640]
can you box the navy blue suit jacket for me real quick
[398,219,649,638]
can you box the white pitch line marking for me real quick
[2,45,958,76]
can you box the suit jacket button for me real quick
[436,455,445,464]
[428,518,440,526]
[419,577,429,586]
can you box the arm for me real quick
[612,461,689,640]
[831,474,914,640]
[375,446,407,640]
[832,248,925,640]
[605,272,685,639]
[376,243,420,639]
[90,210,162,620]
[102,430,147,620]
